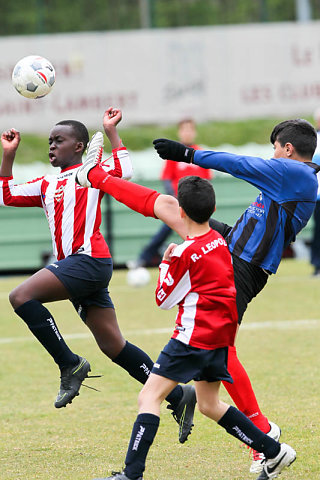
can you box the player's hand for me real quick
[153,138,194,163]
[103,107,122,131]
[1,128,21,153]
[162,243,177,262]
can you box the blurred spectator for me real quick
[129,119,213,268]
[310,107,320,276]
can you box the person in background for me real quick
[130,118,212,268]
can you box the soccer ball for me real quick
[12,55,55,99]
[126,267,151,288]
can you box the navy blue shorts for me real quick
[151,338,233,384]
[46,254,114,322]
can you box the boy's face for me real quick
[273,140,294,159]
[48,124,83,169]
[178,121,196,145]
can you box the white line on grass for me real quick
[0,319,319,345]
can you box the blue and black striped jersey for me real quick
[194,150,319,274]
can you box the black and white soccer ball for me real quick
[12,55,55,99]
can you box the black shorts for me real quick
[151,338,233,384]
[46,254,114,322]
[210,218,269,324]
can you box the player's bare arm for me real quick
[154,194,187,240]
[103,107,123,150]
[0,128,21,177]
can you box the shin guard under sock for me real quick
[223,346,270,432]
[124,413,160,479]
[15,299,79,369]
[218,406,280,459]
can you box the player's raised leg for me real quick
[9,268,90,407]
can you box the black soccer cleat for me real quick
[55,356,91,408]
[167,384,197,443]
[93,471,142,480]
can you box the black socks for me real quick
[15,299,79,369]
[218,406,280,459]
[113,341,183,408]
[124,413,160,479]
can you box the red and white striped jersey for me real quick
[155,229,238,350]
[0,147,132,261]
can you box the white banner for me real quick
[0,21,320,133]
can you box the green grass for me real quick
[0,259,319,479]
[5,115,315,165]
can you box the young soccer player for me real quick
[76,117,318,473]
[0,108,194,440]
[91,176,296,480]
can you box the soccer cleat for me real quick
[249,421,281,474]
[93,471,142,480]
[55,356,91,408]
[167,384,197,443]
[76,131,104,187]
[256,443,296,479]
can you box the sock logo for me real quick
[232,426,253,445]
[132,425,146,451]
[140,363,151,376]
[46,317,61,340]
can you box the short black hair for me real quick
[177,176,215,223]
[270,119,317,159]
[55,120,89,154]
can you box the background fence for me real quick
[0,176,312,272]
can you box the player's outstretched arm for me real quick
[153,138,195,164]
[154,194,187,239]
[84,167,188,238]
[103,107,123,150]
[0,128,20,177]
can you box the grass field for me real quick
[0,259,319,480]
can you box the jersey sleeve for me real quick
[101,147,133,180]
[155,252,191,310]
[0,176,43,207]
[193,150,283,197]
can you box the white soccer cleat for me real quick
[250,422,281,474]
[257,443,296,479]
[76,131,104,188]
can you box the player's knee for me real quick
[197,398,221,420]
[137,388,149,409]
[197,399,211,417]
[9,287,26,310]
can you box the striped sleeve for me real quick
[101,147,133,180]
[0,176,43,207]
